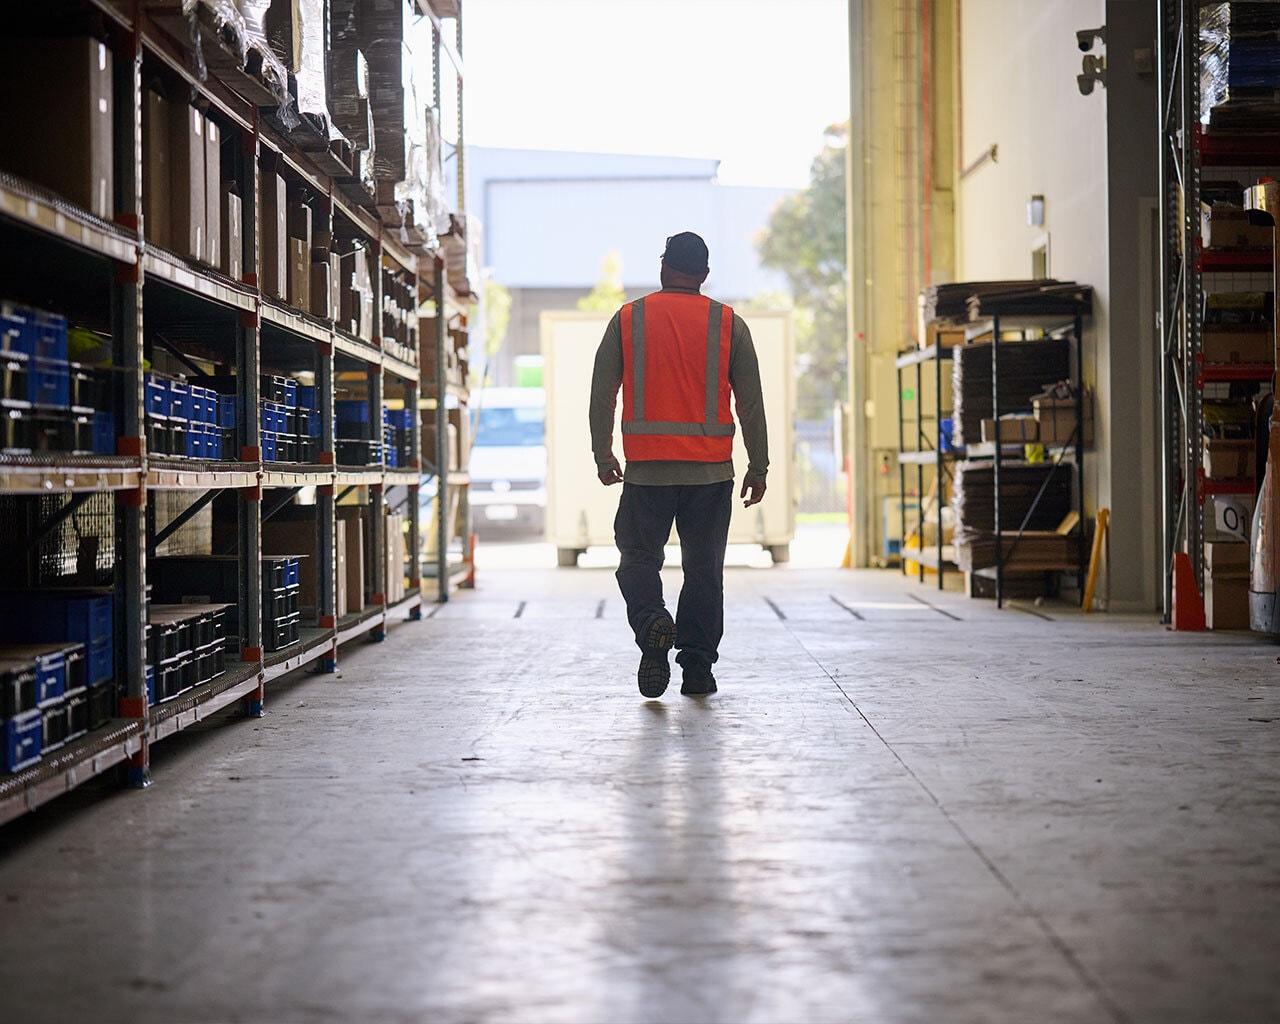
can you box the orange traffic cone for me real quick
[1171,551,1206,631]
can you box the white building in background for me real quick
[462,146,795,385]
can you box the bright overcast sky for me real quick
[460,0,849,189]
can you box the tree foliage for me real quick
[578,250,627,312]
[756,124,848,420]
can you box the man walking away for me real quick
[590,231,769,699]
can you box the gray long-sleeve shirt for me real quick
[589,289,769,486]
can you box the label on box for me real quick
[1214,495,1253,541]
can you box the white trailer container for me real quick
[541,307,794,566]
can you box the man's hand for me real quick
[598,456,623,486]
[740,474,766,507]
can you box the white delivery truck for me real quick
[541,308,794,566]
[468,386,548,534]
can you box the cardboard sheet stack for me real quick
[951,338,1071,446]
[951,462,1076,572]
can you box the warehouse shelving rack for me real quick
[964,313,1087,609]
[1158,0,1278,623]
[895,314,1087,607]
[895,333,957,587]
[423,6,473,601]
[0,0,469,824]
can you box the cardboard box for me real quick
[919,328,965,350]
[311,262,332,319]
[204,117,221,269]
[289,203,313,250]
[385,512,405,603]
[980,415,1038,444]
[1205,541,1251,572]
[0,36,114,220]
[1201,202,1274,249]
[288,237,310,311]
[260,520,320,617]
[169,102,205,261]
[1207,493,1255,543]
[1206,571,1251,630]
[260,169,288,299]
[221,185,243,280]
[1202,324,1274,365]
[336,519,348,619]
[336,508,365,613]
[330,252,342,324]
[142,90,171,249]
[1033,396,1095,446]
[1203,437,1256,481]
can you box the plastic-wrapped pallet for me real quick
[1200,2,1280,129]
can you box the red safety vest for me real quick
[619,292,735,462]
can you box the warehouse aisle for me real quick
[2,562,1280,1024]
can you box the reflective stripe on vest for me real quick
[620,294,735,462]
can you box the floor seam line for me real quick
[782,619,1130,1024]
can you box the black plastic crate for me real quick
[336,420,374,441]
[63,646,85,697]
[65,692,88,742]
[0,660,37,717]
[0,350,30,404]
[263,584,300,621]
[42,699,68,753]
[260,374,289,404]
[146,418,172,456]
[190,606,229,649]
[151,557,238,606]
[147,614,193,665]
[336,439,379,466]
[264,612,300,653]
[87,680,116,728]
[155,660,185,702]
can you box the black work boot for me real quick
[680,660,717,696]
[637,614,676,698]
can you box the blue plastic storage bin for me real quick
[28,359,70,409]
[297,384,316,410]
[92,411,115,455]
[0,595,113,687]
[335,400,369,423]
[2,709,42,772]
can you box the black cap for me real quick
[661,231,709,275]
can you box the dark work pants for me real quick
[613,480,734,668]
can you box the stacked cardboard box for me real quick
[0,37,114,221]
[335,244,375,340]
[260,165,289,299]
[951,338,1071,446]
[385,511,406,603]
[337,507,367,614]
[1202,291,1275,365]
[1205,540,1251,630]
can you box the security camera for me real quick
[1078,53,1106,94]
[1077,26,1106,52]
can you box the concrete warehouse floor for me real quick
[1,549,1279,1024]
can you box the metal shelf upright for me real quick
[1158,0,1280,623]
[895,336,957,587]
